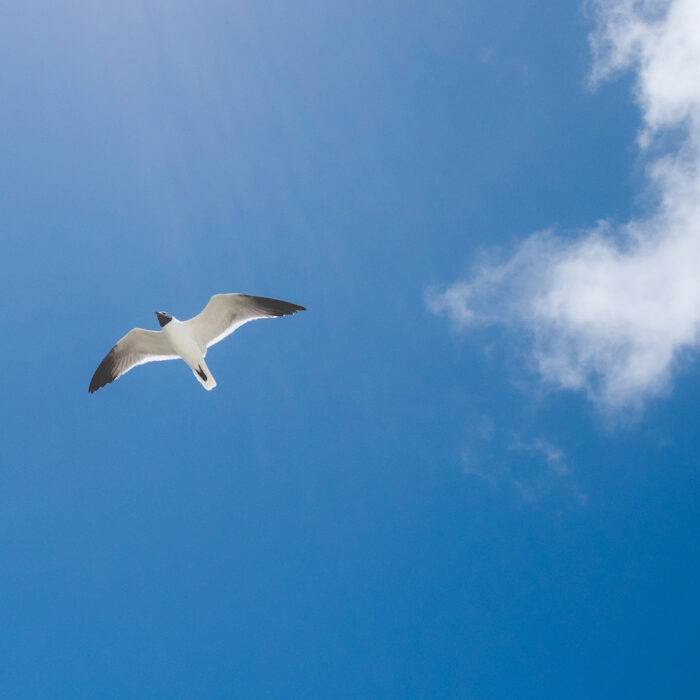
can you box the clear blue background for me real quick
[0,1,697,697]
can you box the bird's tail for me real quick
[192,359,217,391]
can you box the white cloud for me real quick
[461,420,586,504]
[428,0,700,411]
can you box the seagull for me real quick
[88,293,305,393]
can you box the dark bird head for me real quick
[155,310,173,327]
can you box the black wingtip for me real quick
[88,348,119,394]
[245,295,306,317]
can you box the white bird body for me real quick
[88,293,305,393]
[162,317,217,390]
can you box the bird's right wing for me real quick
[184,294,306,349]
[89,328,177,393]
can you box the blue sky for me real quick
[1,0,699,697]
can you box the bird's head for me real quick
[155,310,173,327]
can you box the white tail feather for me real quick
[192,359,217,390]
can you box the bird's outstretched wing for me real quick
[89,328,177,393]
[184,294,306,350]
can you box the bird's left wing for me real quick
[89,328,177,393]
[183,294,305,350]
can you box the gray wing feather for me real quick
[89,328,177,393]
[184,294,306,349]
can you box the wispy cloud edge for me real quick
[429,0,700,412]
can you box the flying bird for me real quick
[88,294,305,393]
